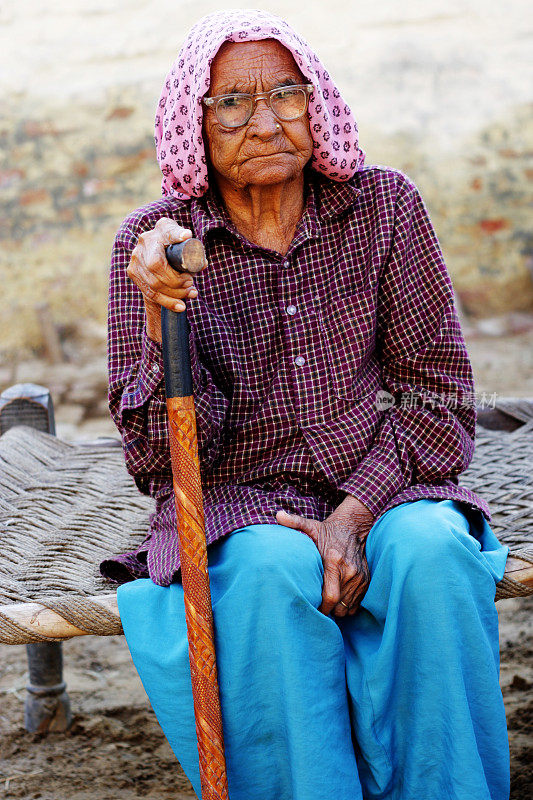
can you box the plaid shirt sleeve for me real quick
[107,223,172,505]
[339,177,476,517]
[107,220,228,506]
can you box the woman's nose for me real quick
[247,99,280,138]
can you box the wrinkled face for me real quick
[203,39,314,189]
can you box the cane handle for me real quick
[161,239,206,399]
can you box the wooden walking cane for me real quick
[161,239,229,800]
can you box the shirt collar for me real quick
[190,188,228,242]
[315,174,362,221]
[189,170,362,245]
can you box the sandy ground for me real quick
[0,632,196,800]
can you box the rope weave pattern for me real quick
[460,407,533,551]
[0,426,154,641]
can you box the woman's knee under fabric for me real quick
[209,523,324,611]
[363,499,503,619]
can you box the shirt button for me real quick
[282,259,290,268]
[151,363,160,374]
[294,355,306,367]
[286,304,297,315]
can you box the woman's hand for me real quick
[276,495,375,617]
[127,218,204,343]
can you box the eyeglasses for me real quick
[202,84,313,129]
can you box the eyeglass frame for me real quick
[202,83,314,128]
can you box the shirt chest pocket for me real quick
[319,289,377,400]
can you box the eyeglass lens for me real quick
[216,87,309,128]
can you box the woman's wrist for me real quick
[334,494,375,540]
[341,493,374,519]
[144,299,162,343]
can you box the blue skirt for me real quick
[117,500,510,800]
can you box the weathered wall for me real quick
[1,0,532,357]
[1,97,160,355]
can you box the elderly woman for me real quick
[100,10,510,800]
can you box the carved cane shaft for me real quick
[162,240,229,800]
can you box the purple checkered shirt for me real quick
[100,165,490,587]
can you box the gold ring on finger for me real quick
[339,600,350,610]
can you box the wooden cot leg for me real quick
[25,641,71,732]
[0,383,72,733]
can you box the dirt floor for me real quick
[0,633,196,799]
[0,328,532,799]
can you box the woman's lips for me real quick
[243,151,292,160]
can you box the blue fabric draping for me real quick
[117,500,510,800]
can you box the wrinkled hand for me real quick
[276,495,375,617]
[127,217,205,343]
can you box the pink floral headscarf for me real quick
[155,9,366,198]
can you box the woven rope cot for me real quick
[0,427,153,643]
[0,400,532,645]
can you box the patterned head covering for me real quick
[155,9,366,198]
